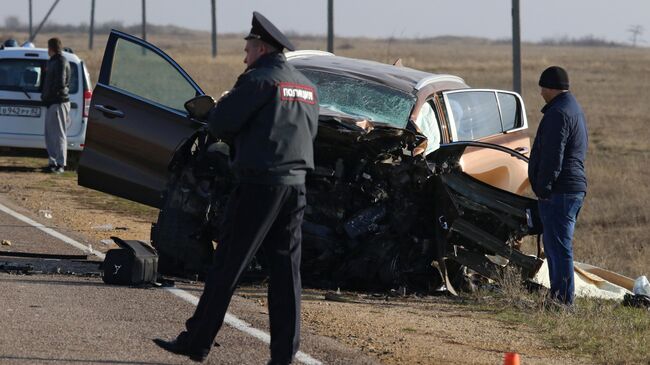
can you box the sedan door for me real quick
[78,30,204,208]
[441,89,531,195]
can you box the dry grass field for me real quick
[1,29,649,363]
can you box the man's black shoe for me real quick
[153,338,209,362]
[266,360,292,365]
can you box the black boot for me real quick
[266,360,292,365]
[153,335,209,362]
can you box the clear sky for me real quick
[2,0,648,44]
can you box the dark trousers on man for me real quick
[181,183,306,362]
[538,191,585,305]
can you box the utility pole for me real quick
[511,0,521,94]
[211,0,217,58]
[30,0,62,42]
[142,0,147,42]
[327,0,334,53]
[89,0,95,49]
[28,0,33,40]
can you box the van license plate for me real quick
[0,105,41,118]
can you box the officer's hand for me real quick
[184,95,216,120]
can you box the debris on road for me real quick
[91,224,129,232]
[633,275,650,296]
[1,239,11,246]
[0,250,88,260]
[1,254,100,276]
[102,237,158,286]
[324,292,352,303]
[623,293,650,310]
[0,262,33,274]
[531,260,638,301]
[92,224,114,231]
[38,209,52,219]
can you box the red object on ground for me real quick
[504,352,520,365]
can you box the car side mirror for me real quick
[184,95,216,120]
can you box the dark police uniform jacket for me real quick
[528,92,588,199]
[207,52,319,185]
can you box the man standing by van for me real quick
[41,37,70,174]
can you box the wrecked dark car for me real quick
[78,30,542,293]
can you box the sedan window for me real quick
[446,91,502,140]
[300,69,415,129]
[109,39,197,112]
[497,92,521,130]
[413,101,440,155]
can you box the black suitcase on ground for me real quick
[102,237,158,285]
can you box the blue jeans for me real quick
[538,192,585,305]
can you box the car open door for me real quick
[78,30,204,208]
[441,89,531,194]
[425,142,542,293]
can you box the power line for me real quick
[29,0,62,42]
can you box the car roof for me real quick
[286,50,468,94]
[0,47,81,64]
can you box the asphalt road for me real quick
[0,197,379,365]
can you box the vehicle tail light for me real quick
[83,89,92,118]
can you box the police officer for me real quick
[154,12,319,364]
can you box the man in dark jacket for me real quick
[154,12,319,364]
[41,37,71,174]
[528,66,588,305]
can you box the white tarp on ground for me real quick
[531,260,634,301]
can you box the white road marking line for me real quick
[0,202,106,259]
[165,288,322,365]
[0,201,323,365]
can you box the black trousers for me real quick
[182,183,306,362]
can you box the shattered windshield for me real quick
[300,69,415,128]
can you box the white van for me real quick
[0,44,92,155]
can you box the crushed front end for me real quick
[152,114,543,294]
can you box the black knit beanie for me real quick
[539,66,569,90]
